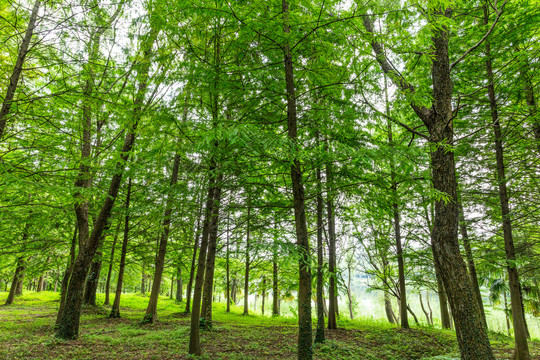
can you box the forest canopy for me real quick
[0,0,539,359]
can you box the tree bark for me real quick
[103,221,121,306]
[0,0,41,140]
[83,250,103,306]
[109,178,131,318]
[185,202,203,314]
[189,165,217,355]
[5,257,25,305]
[243,202,251,316]
[200,174,223,327]
[326,162,338,330]
[315,166,325,343]
[272,226,279,317]
[484,7,530,357]
[143,152,182,324]
[282,2,313,358]
[56,226,78,326]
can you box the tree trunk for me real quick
[185,203,203,314]
[433,248,451,329]
[104,222,121,306]
[176,266,183,302]
[315,166,325,343]
[484,7,530,357]
[83,250,103,306]
[143,152,182,324]
[458,201,486,326]
[0,0,41,140]
[262,277,266,316]
[282,2,313,357]
[243,203,251,316]
[384,292,396,324]
[226,217,231,313]
[326,162,338,330]
[141,263,146,295]
[56,226,78,327]
[272,230,279,317]
[419,293,431,325]
[388,117,409,329]
[200,175,223,327]
[109,179,131,318]
[346,264,354,320]
[5,257,25,305]
[189,165,218,355]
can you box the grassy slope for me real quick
[0,291,538,360]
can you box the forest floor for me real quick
[0,292,539,360]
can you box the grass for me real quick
[0,291,538,359]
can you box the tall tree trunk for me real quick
[484,8,530,357]
[189,165,218,355]
[326,162,338,330]
[56,226,78,326]
[5,257,25,305]
[272,224,279,317]
[0,0,41,140]
[55,24,156,339]
[315,167,325,343]
[200,175,223,327]
[226,217,231,313]
[282,2,313,358]
[364,11,494,359]
[141,263,146,295]
[346,264,354,320]
[261,277,266,316]
[176,266,183,302]
[143,152,182,324]
[185,201,203,314]
[243,203,251,316]
[458,201,486,326]
[104,222,121,306]
[109,178,131,318]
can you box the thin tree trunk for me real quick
[200,175,223,327]
[282,2,313,357]
[272,226,279,317]
[262,277,266,316]
[433,252,451,329]
[484,7,530,357]
[419,293,431,325]
[0,0,41,140]
[185,201,203,314]
[426,292,434,325]
[83,250,103,306]
[109,178,131,318]
[243,202,251,316]
[226,217,231,313]
[176,266,183,302]
[384,292,396,324]
[346,264,354,320]
[315,166,325,343]
[141,263,146,295]
[188,165,217,355]
[143,152,182,324]
[326,162,337,330]
[104,222,121,306]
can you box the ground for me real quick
[0,292,538,360]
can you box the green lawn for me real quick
[0,291,538,359]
